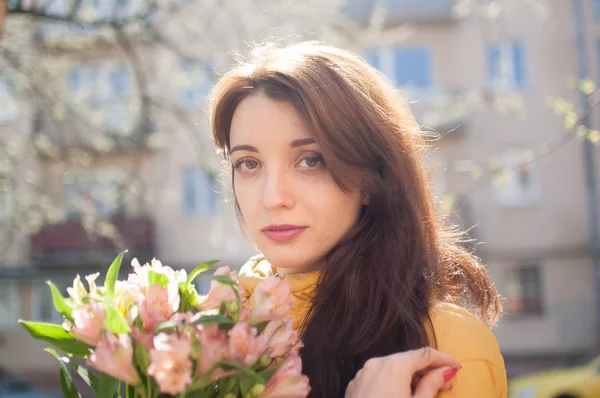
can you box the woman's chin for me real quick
[261,250,316,271]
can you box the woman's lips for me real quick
[261,225,307,242]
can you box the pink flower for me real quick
[71,301,105,346]
[227,322,267,367]
[262,319,303,358]
[148,333,193,395]
[197,266,239,311]
[132,326,154,351]
[139,284,178,331]
[196,325,229,379]
[262,356,311,398]
[87,333,141,386]
[247,276,294,325]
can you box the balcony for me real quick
[29,217,155,267]
[343,0,458,23]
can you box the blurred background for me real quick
[0,0,599,396]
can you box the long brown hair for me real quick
[209,41,501,398]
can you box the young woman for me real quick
[208,41,507,398]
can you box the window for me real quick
[39,0,72,40]
[183,167,219,216]
[46,0,69,17]
[492,149,541,207]
[64,169,128,219]
[0,282,19,331]
[488,41,527,90]
[364,45,432,89]
[33,279,70,324]
[110,64,131,97]
[67,62,131,129]
[505,265,543,315]
[179,59,213,108]
[393,46,432,88]
[0,76,19,124]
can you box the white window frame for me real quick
[492,149,541,208]
[488,42,527,92]
[505,263,544,316]
[0,282,19,332]
[182,167,219,217]
[63,168,130,219]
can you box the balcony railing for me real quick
[29,217,155,267]
[343,0,458,23]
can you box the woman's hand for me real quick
[345,347,461,398]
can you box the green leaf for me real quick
[45,348,81,398]
[154,320,179,334]
[259,368,277,382]
[47,281,73,320]
[188,289,200,306]
[98,372,120,398]
[104,306,131,334]
[221,376,238,395]
[179,282,199,312]
[68,361,100,394]
[189,315,235,327]
[186,374,211,393]
[179,281,198,313]
[126,384,135,398]
[185,260,219,287]
[105,250,127,297]
[239,373,256,396]
[148,270,169,288]
[216,360,264,383]
[134,341,150,374]
[212,275,236,285]
[19,320,91,357]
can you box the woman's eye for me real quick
[234,158,260,171]
[298,154,325,168]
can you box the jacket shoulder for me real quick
[429,302,507,397]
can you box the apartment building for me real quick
[345,0,600,375]
[1,0,600,385]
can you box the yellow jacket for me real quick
[238,255,508,398]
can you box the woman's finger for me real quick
[413,366,459,398]
[410,373,422,392]
[409,347,461,372]
[345,378,355,398]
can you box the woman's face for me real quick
[229,94,365,271]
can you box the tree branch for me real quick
[453,95,600,210]
[7,0,157,28]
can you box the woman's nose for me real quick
[262,169,295,210]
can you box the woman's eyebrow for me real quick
[230,144,258,154]
[290,137,316,148]
[230,137,316,154]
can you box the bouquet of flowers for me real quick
[19,251,310,398]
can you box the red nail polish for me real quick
[443,367,459,382]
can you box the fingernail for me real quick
[443,367,459,382]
